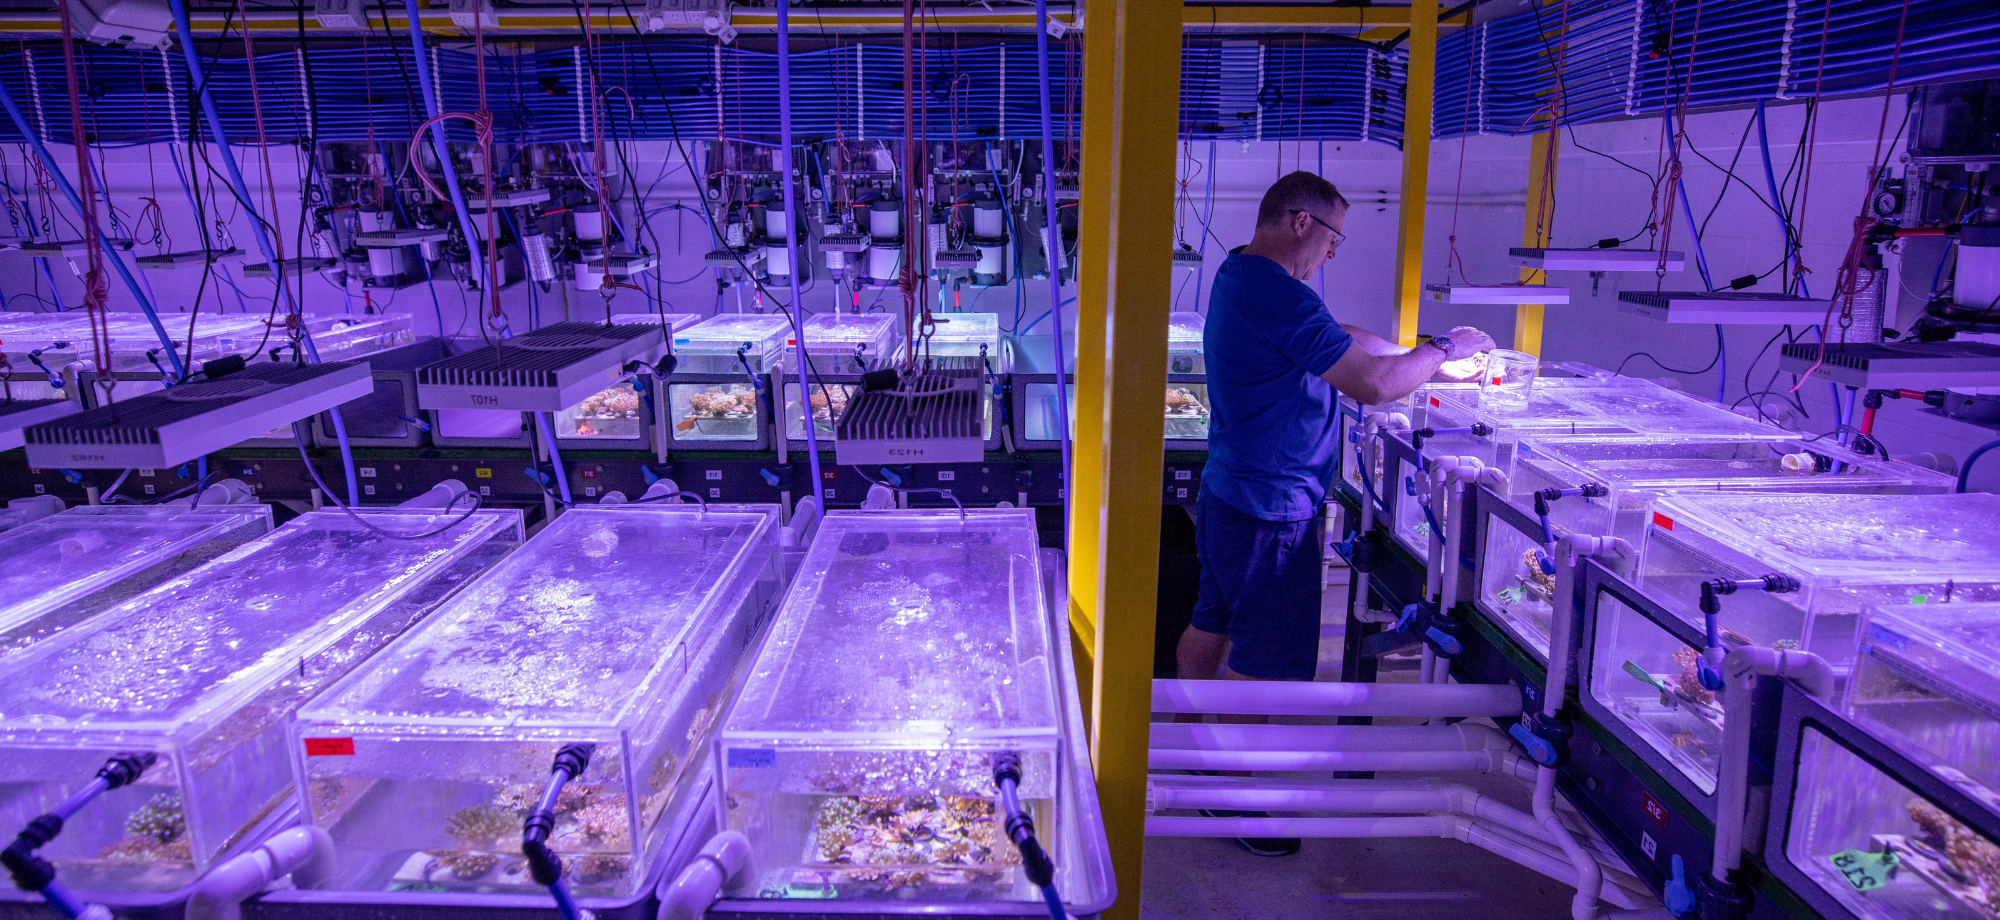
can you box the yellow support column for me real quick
[1067,0,1119,720]
[1514,129,1559,356]
[1077,1,1181,917]
[1390,0,1440,347]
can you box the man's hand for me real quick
[1433,352,1486,383]
[1441,326,1498,360]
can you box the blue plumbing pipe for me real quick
[0,84,184,376]
[774,0,824,525]
[1034,0,1073,532]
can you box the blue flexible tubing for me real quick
[774,0,824,525]
[168,0,363,506]
[0,82,184,375]
[534,412,575,505]
[396,0,487,287]
[1958,439,2000,493]
[1034,0,1074,539]
[1039,883,1066,920]
[1754,102,1843,416]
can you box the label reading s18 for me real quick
[1828,849,1897,892]
[1652,512,1674,531]
[728,748,776,768]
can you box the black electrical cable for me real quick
[291,423,489,539]
[1614,323,1724,378]
[852,465,965,516]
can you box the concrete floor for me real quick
[1139,563,1587,919]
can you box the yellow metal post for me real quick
[1390,0,1440,347]
[1076,1,1180,917]
[1066,0,1120,720]
[1513,129,1559,356]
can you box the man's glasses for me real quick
[1290,209,1347,247]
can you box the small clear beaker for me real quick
[1480,349,1538,408]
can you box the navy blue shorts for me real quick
[1189,493,1324,681]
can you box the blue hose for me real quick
[774,0,824,525]
[0,82,184,374]
[1958,438,2000,493]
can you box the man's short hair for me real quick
[1256,171,1351,227]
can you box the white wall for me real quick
[6,97,1994,488]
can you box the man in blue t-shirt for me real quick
[1179,171,1496,856]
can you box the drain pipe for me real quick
[185,827,334,920]
[1033,0,1072,539]
[1346,412,1407,626]
[1706,645,1833,919]
[774,0,824,528]
[656,831,750,920]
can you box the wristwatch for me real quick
[1425,335,1456,360]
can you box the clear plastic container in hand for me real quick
[1479,348,1539,408]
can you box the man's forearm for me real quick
[1376,346,1450,402]
[1340,324,1410,357]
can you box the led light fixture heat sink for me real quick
[415,321,665,412]
[1617,291,1833,325]
[1509,247,1685,272]
[0,398,79,452]
[23,361,371,468]
[1425,284,1571,305]
[834,370,985,464]
[1778,341,2000,389]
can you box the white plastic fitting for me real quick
[185,826,333,920]
[861,483,896,510]
[398,479,469,509]
[785,496,821,546]
[657,831,751,920]
[598,491,629,505]
[640,479,683,502]
[1151,679,1520,719]
[1711,646,1834,883]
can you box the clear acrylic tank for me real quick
[915,312,1001,370]
[1477,437,1939,661]
[1393,378,1789,554]
[673,314,793,374]
[782,378,859,443]
[0,504,272,660]
[1847,603,2000,812]
[1593,492,2000,795]
[786,313,902,374]
[1638,492,2000,662]
[0,508,521,893]
[715,509,1061,901]
[1787,718,2000,920]
[293,504,782,899]
[1167,311,1205,374]
[666,378,767,446]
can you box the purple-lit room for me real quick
[0,1,1994,918]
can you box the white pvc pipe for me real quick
[656,831,750,920]
[185,826,333,920]
[1152,679,1519,718]
[1149,721,1497,754]
[1712,646,1834,882]
[1148,814,1448,839]
[1535,765,1604,920]
[1149,748,1509,774]
[398,479,469,509]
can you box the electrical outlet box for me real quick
[313,0,365,29]
[448,0,497,28]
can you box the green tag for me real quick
[1622,661,1677,708]
[1910,595,1929,605]
[1828,849,1897,892]
[784,884,838,899]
